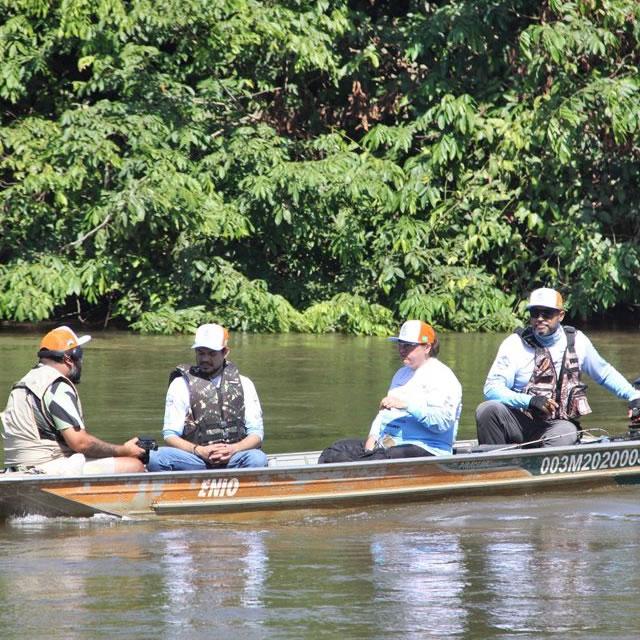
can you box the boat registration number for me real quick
[198,478,240,498]
[539,448,640,475]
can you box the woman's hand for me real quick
[379,395,407,410]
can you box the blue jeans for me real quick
[147,446,268,471]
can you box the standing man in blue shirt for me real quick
[476,287,640,447]
[147,323,267,471]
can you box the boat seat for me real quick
[267,452,321,468]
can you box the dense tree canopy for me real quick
[1,0,639,334]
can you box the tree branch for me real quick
[63,212,113,250]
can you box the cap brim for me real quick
[192,342,225,350]
[77,335,92,346]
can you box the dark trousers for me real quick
[476,401,578,448]
[318,438,433,464]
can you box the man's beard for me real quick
[68,361,82,383]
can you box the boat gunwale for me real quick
[1,437,639,487]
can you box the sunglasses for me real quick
[397,341,421,351]
[529,307,559,320]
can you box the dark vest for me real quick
[517,325,591,421]
[170,361,246,445]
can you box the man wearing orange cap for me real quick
[1,326,145,474]
[147,323,267,471]
[319,320,462,463]
[476,287,640,447]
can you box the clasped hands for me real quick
[195,442,237,464]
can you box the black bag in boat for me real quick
[318,439,376,463]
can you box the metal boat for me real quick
[2,433,640,520]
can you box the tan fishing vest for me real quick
[1,364,78,466]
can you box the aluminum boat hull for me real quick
[1,439,639,520]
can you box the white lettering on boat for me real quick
[197,478,240,498]
[539,448,640,475]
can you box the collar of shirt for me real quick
[535,324,564,348]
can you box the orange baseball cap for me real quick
[389,320,436,345]
[39,326,92,355]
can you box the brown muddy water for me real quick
[1,329,639,639]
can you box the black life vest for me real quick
[170,361,246,445]
[516,325,591,421]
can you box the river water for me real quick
[1,329,639,639]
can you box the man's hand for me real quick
[123,437,146,458]
[628,398,640,425]
[529,395,557,418]
[379,395,407,410]
[205,442,237,464]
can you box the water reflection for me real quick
[458,494,640,638]
[2,330,640,638]
[2,493,640,638]
[156,527,268,634]
[370,531,467,637]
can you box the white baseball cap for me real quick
[192,324,229,351]
[388,320,436,345]
[527,288,564,311]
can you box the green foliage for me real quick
[131,305,207,335]
[130,259,306,333]
[399,268,518,332]
[1,0,639,334]
[303,294,395,336]
[0,256,80,321]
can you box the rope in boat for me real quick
[490,427,611,453]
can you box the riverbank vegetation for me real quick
[1,0,639,334]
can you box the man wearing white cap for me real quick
[476,287,640,447]
[1,326,145,474]
[319,319,462,463]
[147,323,267,471]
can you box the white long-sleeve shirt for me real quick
[368,358,462,455]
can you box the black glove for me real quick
[633,377,640,390]
[629,398,640,424]
[529,395,549,418]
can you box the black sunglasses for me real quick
[397,341,420,350]
[529,307,559,320]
